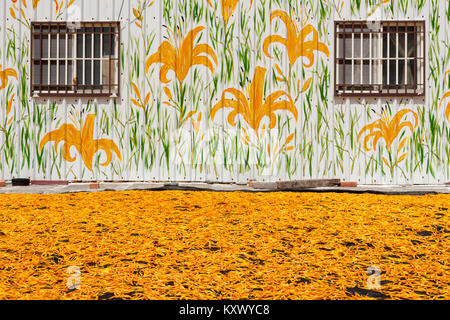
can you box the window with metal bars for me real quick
[334,21,425,97]
[31,22,120,97]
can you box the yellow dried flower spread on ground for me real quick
[0,191,448,300]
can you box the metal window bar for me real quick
[73,28,77,93]
[47,24,51,93]
[414,21,417,93]
[360,23,363,93]
[100,31,103,94]
[386,24,390,94]
[40,24,43,94]
[369,31,372,95]
[405,24,408,94]
[343,25,346,94]
[65,32,68,94]
[56,26,58,94]
[353,23,355,93]
[396,21,399,95]
[109,24,112,95]
[404,32,407,92]
[82,30,85,94]
[91,24,94,94]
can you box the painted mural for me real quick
[0,0,449,183]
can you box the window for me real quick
[31,22,120,97]
[334,21,425,97]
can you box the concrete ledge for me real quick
[0,182,449,195]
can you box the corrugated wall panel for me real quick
[0,0,448,184]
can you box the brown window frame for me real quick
[334,20,425,98]
[30,21,121,98]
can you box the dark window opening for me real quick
[31,22,120,97]
[334,21,425,97]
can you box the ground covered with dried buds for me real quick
[0,191,448,300]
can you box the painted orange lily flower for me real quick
[11,0,27,7]
[39,114,122,171]
[263,10,329,67]
[54,0,60,12]
[145,26,218,84]
[191,112,202,134]
[6,94,15,116]
[440,70,450,121]
[367,0,391,16]
[211,66,297,132]
[11,0,40,9]
[207,0,253,25]
[133,0,154,28]
[0,65,18,90]
[221,0,239,25]
[357,109,418,163]
[54,0,75,14]
[9,0,28,20]
[267,133,295,156]
[6,93,15,125]
[440,92,450,121]
[131,82,151,109]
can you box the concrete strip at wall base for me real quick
[102,183,166,191]
[0,182,448,195]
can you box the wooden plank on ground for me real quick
[277,179,341,190]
